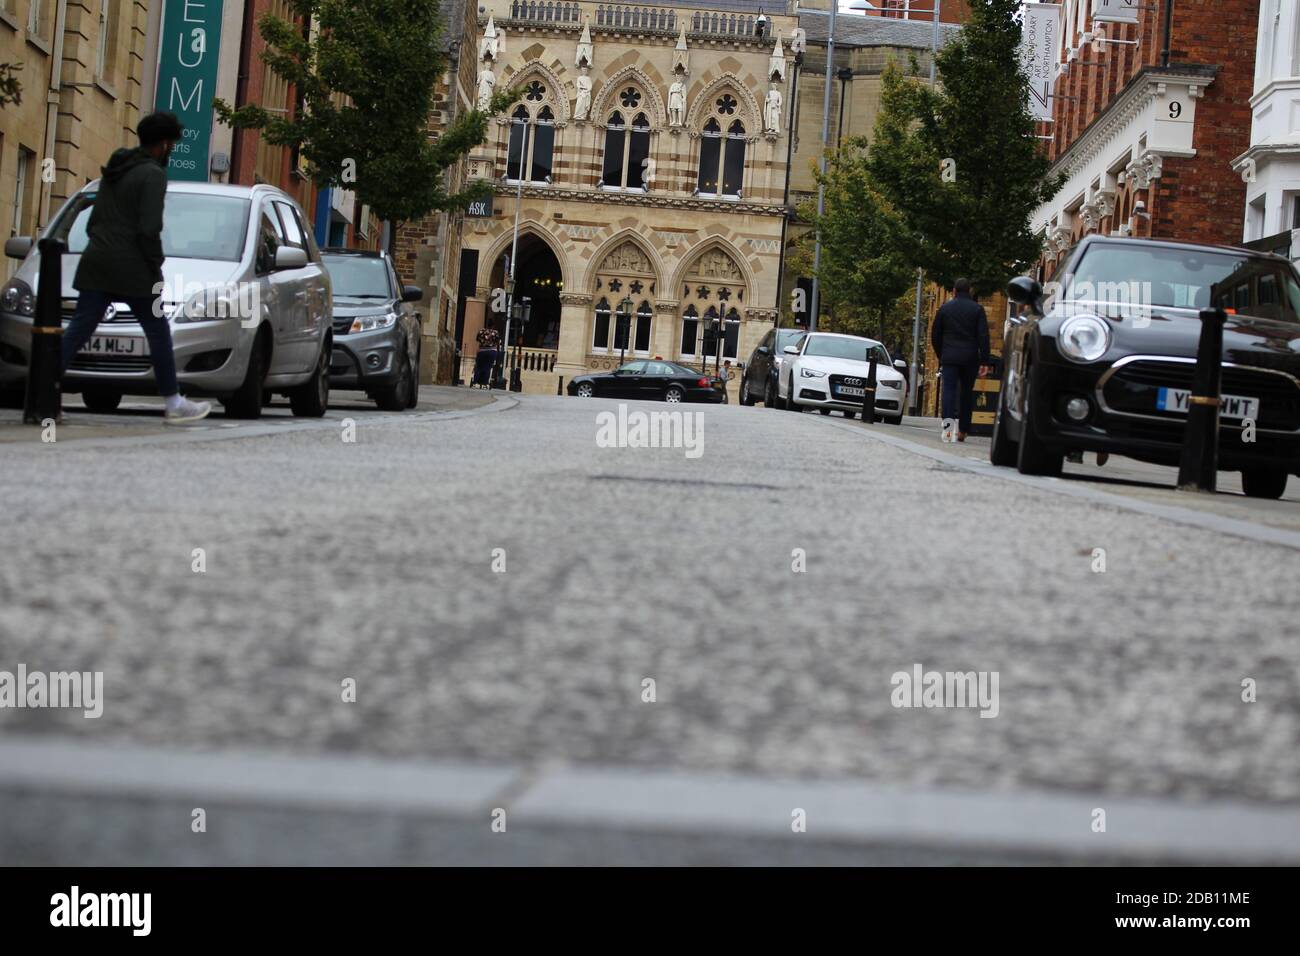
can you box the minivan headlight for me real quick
[1058,314,1111,362]
[348,312,397,334]
[1,280,36,316]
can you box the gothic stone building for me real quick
[455,0,799,392]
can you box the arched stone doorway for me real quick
[488,232,563,351]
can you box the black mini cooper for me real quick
[995,236,1300,499]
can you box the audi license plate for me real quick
[1156,387,1258,420]
[79,335,148,357]
[836,386,865,398]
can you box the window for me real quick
[680,304,699,356]
[274,201,307,249]
[601,95,651,190]
[506,83,555,184]
[634,300,652,352]
[724,307,740,359]
[95,1,120,85]
[592,297,611,350]
[257,211,283,273]
[28,0,49,39]
[12,147,33,238]
[696,94,747,197]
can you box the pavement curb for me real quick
[822,417,1300,552]
[2,735,1298,863]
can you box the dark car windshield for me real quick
[777,330,806,349]
[322,255,393,298]
[803,335,890,364]
[54,191,251,262]
[1064,245,1300,322]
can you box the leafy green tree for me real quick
[866,0,1065,296]
[796,140,916,346]
[214,0,512,229]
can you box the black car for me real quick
[321,248,424,410]
[567,359,726,403]
[739,327,805,407]
[996,235,1300,499]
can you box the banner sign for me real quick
[1019,3,1062,122]
[154,0,225,182]
[467,196,494,218]
[1093,0,1139,24]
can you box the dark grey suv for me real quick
[321,249,424,410]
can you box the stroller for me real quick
[472,348,498,388]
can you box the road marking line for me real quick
[2,735,1297,862]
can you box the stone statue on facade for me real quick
[764,87,782,134]
[574,66,592,122]
[478,66,496,111]
[641,156,655,191]
[668,77,686,127]
[791,28,807,56]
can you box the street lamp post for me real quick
[498,167,525,390]
[510,296,531,392]
[617,295,632,365]
[908,2,941,414]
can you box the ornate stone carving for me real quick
[790,28,807,56]
[480,16,502,62]
[688,249,744,282]
[768,33,786,83]
[654,300,680,314]
[600,241,654,275]
[560,292,593,307]
[576,20,593,69]
[672,22,690,76]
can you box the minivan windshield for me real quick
[322,255,393,298]
[54,191,251,262]
[803,335,890,365]
[1063,245,1300,322]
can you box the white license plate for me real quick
[1156,387,1259,420]
[79,335,148,357]
[836,386,865,397]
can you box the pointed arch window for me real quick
[634,300,653,353]
[696,95,747,197]
[680,304,700,356]
[592,297,612,351]
[506,94,556,183]
[602,108,651,190]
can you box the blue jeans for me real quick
[940,362,978,433]
[61,290,178,396]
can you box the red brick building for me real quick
[1030,0,1261,276]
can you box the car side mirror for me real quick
[402,285,423,303]
[893,359,907,370]
[274,246,309,270]
[1007,275,1045,316]
[756,345,770,356]
[5,237,33,260]
[783,345,800,355]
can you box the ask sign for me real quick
[154,0,225,182]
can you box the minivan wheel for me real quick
[1241,467,1289,500]
[290,342,330,417]
[81,387,122,413]
[223,333,267,419]
[372,344,412,411]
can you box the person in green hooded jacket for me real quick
[61,111,211,423]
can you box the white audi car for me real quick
[777,331,908,423]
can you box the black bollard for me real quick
[556,376,563,395]
[1176,307,1227,492]
[861,353,878,423]
[24,237,66,425]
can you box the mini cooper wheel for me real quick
[989,376,1018,467]
[1016,361,1063,477]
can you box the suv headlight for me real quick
[1,279,36,316]
[800,367,826,378]
[1058,314,1111,362]
[348,312,397,334]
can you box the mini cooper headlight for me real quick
[1057,314,1111,363]
[800,367,826,378]
[1,280,36,316]
[348,312,397,334]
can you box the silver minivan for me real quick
[0,181,332,418]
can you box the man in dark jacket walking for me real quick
[61,112,210,423]
[930,278,992,442]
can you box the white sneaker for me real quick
[164,398,212,424]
